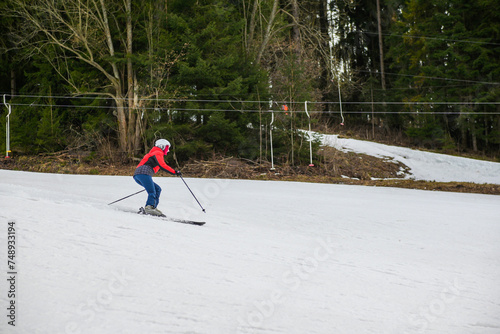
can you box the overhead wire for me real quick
[4,101,500,115]
[361,31,500,46]
[3,94,499,106]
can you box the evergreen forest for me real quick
[1,0,499,166]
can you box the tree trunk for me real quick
[246,0,260,53]
[256,0,279,64]
[115,97,128,153]
[133,74,142,153]
[10,69,16,96]
[99,0,131,154]
[376,0,386,90]
[126,0,136,155]
[291,0,300,51]
[471,118,478,152]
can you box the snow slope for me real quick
[320,134,500,184]
[1,169,499,334]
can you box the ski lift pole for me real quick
[305,101,314,167]
[337,79,345,126]
[269,111,275,171]
[3,94,11,158]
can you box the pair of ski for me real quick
[137,207,205,226]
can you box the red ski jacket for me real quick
[135,146,176,175]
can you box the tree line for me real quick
[0,0,498,165]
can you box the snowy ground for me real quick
[320,134,500,184]
[1,140,500,334]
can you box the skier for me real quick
[134,139,181,216]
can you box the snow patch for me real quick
[0,169,499,333]
[320,134,500,184]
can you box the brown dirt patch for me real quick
[1,149,498,195]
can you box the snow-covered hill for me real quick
[320,134,500,184]
[1,165,499,334]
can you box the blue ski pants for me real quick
[133,174,162,208]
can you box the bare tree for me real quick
[243,0,260,53]
[7,0,175,155]
[256,0,280,64]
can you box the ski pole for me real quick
[108,189,145,205]
[179,175,206,213]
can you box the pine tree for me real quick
[386,0,500,153]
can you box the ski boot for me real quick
[144,205,164,216]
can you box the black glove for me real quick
[175,170,182,176]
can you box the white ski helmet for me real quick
[155,139,171,153]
